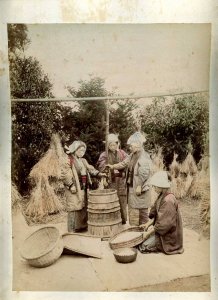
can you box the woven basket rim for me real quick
[109,226,144,248]
[21,226,61,260]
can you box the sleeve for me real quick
[83,159,100,176]
[96,152,107,172]
[112,156,130,170]
[137,161,150,186]
[60,160,74,187]
[149,205,156,219]
[154,198,177,236]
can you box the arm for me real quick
[154,198,177,236]
[60,160,76,192]
[96,152,107,172]
[108,155,130,170]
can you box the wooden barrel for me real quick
[88,189,122,238]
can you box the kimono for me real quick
[139,192,184,254]
[112,149,152,226]
[97,149,128,224]
[61,154,100,232]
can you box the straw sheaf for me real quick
[26,176,63,220]
[11,183,22,210]
[180,152,198,176]
[151,147,165,175]
[169,153,180,178]
[29,134,67,181]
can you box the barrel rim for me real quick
[88,189,117,196]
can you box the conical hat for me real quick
[150,171,170,188]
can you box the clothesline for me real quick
[11,90,208,102]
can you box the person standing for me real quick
[97,133,128,224]
[107,132,152,226]
[138,171,184,254]
[61,140,106,232]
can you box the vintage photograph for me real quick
[9,23,211,292]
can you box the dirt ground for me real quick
[12,194,210,292]
[129,275,210,292]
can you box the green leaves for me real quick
[141,93,209,165]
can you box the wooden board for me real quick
[62,233,102,259]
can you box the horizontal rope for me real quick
[11,90,209,102]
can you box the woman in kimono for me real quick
[97,133,128,224]
[107,132,152,226]
[61,140,105,232]
[139,171,184,254]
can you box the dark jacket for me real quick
[149,192,184,254]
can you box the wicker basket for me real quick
[20,226,63,267]
[109,226,144,250]
[113,247,138,263]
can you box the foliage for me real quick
[67,76,139,164]
[8,24,30,54]
[109,99,138,150]
[141,94,209,166]
[10,56,53,99]
[9,25,64,193]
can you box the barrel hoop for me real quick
[87,219,122,226]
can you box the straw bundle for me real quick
[198,175,210,239]
[11,183,22,210]
[26,133,66,221]
[169,153,180,178]
[26,176,64,220]
[180,152,198,176]
[29,133,67,181]
[151,147,165,175]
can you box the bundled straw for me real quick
[169,153,180,178]
[11,182,22,210]
[180,152,198,176]
[151,147,165,175]
[26,176,63,219]
[26,133,66,221]
[29,133,67,181]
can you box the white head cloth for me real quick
[127,131,146,146]
[67,141,87,154]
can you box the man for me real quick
[107,132,152,226]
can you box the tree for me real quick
[67,76,108,164]
[9,24,64,193]
[141,93,209,166]
[8,24,30,55]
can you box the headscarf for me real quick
[108,133,119,145]
[66,140,87,154]
[127,131,146,147]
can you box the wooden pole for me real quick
[11,90,208,102]
[105,99,110,164]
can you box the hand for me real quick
[70,185,77,194]
[139,219,154,231]
[105,164,114,169]
[98,172,107,177]
[135,185,142,196]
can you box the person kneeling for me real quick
[138,171,184,255]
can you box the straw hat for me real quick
[67,141,87,154]
[150,171,171,188]
[127,131,146,146]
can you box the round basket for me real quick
[113,247,138,263]
[20,226,63,267]
[109,226,144,250]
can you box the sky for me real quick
[25,24,211,99]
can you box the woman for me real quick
[97,133,128,224]
[139,171,184,254]
[107,132,152,226]
[61,140,105,232]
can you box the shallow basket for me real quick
[20,226,63,267]
[113,247,138,263]
[109,226,144,250]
